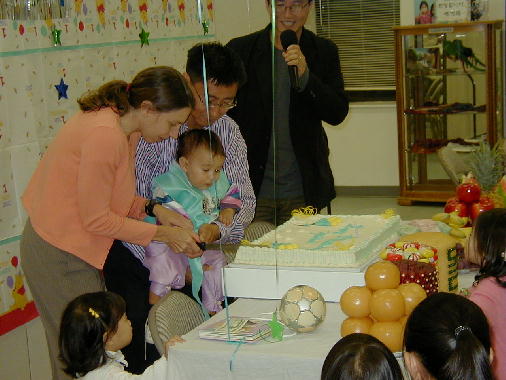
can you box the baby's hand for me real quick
[164,335,185,356]
[219,208,236,226]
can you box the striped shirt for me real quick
[124,115,256,261]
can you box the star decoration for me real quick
[268,310,284,341]
[139,28,150,47]
[55,78,69,100]
[201,20,209,35]
[51,27,62,46]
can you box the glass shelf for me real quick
[393,21,503,205]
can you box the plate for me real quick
[452,146,477,153]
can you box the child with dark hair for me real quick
[144,129,241,308]
[59,291,183,379]
[321,333,403,380]
[415,1,432,24]
[467,208,506,380]
[404,292,493,380]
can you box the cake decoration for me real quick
[234,214,401,268]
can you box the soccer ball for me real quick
[279,285,326,333]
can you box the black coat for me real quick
[227,26,349,210]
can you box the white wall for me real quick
[213,0,504,187]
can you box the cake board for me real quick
[222,255,377,303]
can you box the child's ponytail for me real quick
[439,326,493,380]
[404,293,493,380]
[59,292,126,378]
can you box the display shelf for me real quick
[393,20,504,205]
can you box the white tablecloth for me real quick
[166,298,345,380]
[166,272,477,380]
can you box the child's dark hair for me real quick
[78,66,195,116]
[59,291,126,378]
[473,208,506,287]
[176,129,225,161]
[404,292,492,380]
[420,1,429,9]
[321,333,403,380]
[186,42,247,87]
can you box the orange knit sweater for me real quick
[22,108,156,269]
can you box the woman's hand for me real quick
[199,223,221,244]
[153,204,193,230]
[153,225,203,258]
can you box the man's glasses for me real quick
[195,91,237,110]
[274,1,309,13]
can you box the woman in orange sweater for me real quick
[20,66,201,380]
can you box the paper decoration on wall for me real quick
[0,0,71,20]
[51,27,62,45]
[206,0,213,21]
[75,0,84,14]
[55,78,69,99]
[139,27,149,46]
[0,239,38,336]
[138,0,148,24]
[162,0,169,13]
[0,0,214,334]
[202,19,209,35]
[96,0,106,26]
[178,0,186,22]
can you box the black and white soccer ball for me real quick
[279,285,326,333]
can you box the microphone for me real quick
[280,30,299,90]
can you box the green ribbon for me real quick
[189,256,210,320]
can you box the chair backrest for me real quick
[244,221,275,241]
[148,290,205,355]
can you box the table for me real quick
[166,298,345,380]
[166,272,476,379]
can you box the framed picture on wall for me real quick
[414,0,436,24]
[434,0,471,23]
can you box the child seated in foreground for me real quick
[144,129,241,309]
[404,292,493,380]
[59,291,183,379]
[321,333,403,380]
[466,208,506,380]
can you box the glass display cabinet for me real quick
[393,21,504,205]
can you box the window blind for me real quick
[315,0,400,91]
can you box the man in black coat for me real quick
[227,0,348,225]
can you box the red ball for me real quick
[456,182,481,203]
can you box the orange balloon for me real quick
[365,261,400,290]
[340,286,372,317]
[399,315,408,336]
[397,283,427,315]
[370,289,405,322]
[369,321,404,352]
[341,316,374,337]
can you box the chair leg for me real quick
[327,203,332,214]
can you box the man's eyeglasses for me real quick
[274,1,309,13]
[194,91,237,110]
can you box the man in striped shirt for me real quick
[103,42,254,374]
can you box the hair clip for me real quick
[455,325,471,337]
[501,251,505,259]
[125,83,131,93]
[89,307,100,319]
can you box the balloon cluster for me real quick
[340,261,427,352]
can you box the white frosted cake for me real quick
[234,214,401,268]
